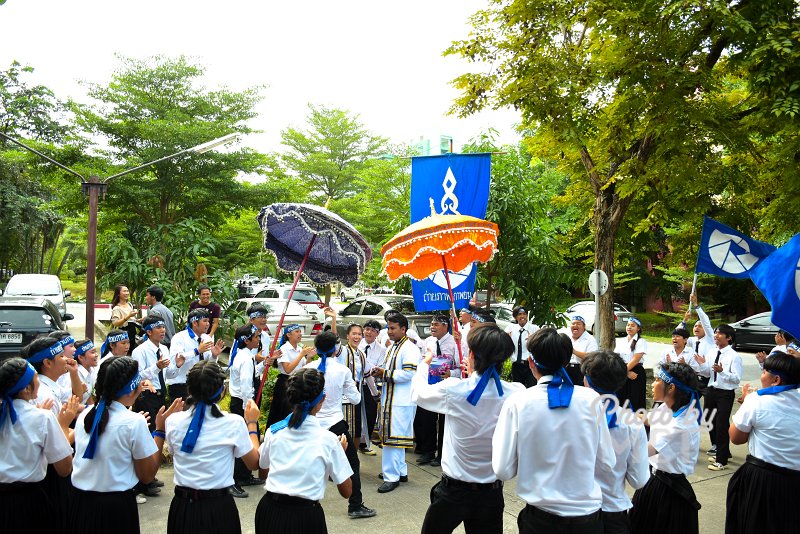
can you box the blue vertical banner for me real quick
[409,153,491,312]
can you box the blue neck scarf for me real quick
[316,346,336,374]
[466,365,504,406]
[83,372,143,459]
[534,359,574,409]
[228,325,259,368]
[269,389,325,434]
[585,374,618,428]
[100,332,129,357]
[656,367,702,424]
[180,384,225,453]
[757,384,799,396]
[0,363,36,430]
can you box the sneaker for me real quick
[708,462,728,471]
[151,478,165,487]
[707,445,717,455]
[430,458,441,467]
[136,494,147,505]
[348,504,377,519]
[230,484,249,498]
[359,447,377,456]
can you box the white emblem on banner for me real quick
[430,166,474,290]
[708,229,759,274]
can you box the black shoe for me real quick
[417,452,435,465]
[237,476,263,487]
[229,485,249,498]
[378,473,408,482]
[377,481,400,493]
[142,485,161,497]
[430,458,441,467]
[348,504,377,518]
[151,478,165,488]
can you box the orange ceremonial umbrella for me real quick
[381,207,499,374]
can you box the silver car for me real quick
[225,298,323,347]
[563,301,632,335]
[0,274,70,316]
[332,294,440,340]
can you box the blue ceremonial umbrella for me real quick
[254,203,372,404]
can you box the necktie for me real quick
[365,345,370,361]
[156,348,166,393]
[712,350,722,382]
[517,329,524,362]
[695,340,701,353]
[436,340,442,357]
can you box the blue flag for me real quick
[750,233,800,338]
[409,154,491,312]
[696,216,776,278]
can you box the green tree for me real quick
[448,0,800,346]
[281,104,387,201]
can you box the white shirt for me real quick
[683,306,716,358]
[229,347,265,402]
[166,406,254,489]
[595,414,650,512]
[707,345,742,390]
[77,365,97,404]
[570,331,599,365]
[359,338,385,397]
[305,358,360,429]
[733,389,800,470]
[0,400,73,483]
[616,335,647,365]
[72,401,157,491]
[412,361,525,482]
[131,338,174,392]
[457,322,471,362]
[378,326,423,355]
[167,329,216,385]
[423,333,461,377]
[277,342,306,376]
[492,380,615,516]
[648,403,700,475]
[259,415,353,501]
[36,374,68,417]
[659,344,707,377]
[505,322,539,363]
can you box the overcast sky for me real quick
[0,0,521,153]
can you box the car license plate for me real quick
[0,333,23,344]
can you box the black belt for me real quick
[441,473,502,490]
[266,491,319,507]
[174,485,231,501]
[0,480,42,493]
[746,455,800,477]
[524,505,600,524]
[566,363,581,368]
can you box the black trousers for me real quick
[230,396,257,482]
[601,510,631,534]
[421,478,504,534]
[362,387,378,444]
[414,407,445,457]
[705,387,735,464]
[511,360,536,388]
[328,420,362,511]
[518,505,603,534]
[168,384,188,404]
[566,364,584,387]
[133,390,166,432]
[618,364,646,412]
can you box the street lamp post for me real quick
[0,132,239,339]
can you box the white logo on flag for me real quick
[430,166,474,290]
[795,256,800,301]
[708,229,760,274]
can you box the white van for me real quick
[1,274,70,316]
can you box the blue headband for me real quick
[228,325,259,368]
[459,308,470,315]
[58,335,76,348]
[74,341,95,358]
[0,363,36,430]
[585,374,618,428]
[186,313,209,340]
[571,315,586,324]
[284,324,301,335]
[249,311,267,319]
[269,389,326,434]
[533,358,574,409]
[100,332,129,356]
[789,341,800,352]
[629,317,642,327]
[83,372,143,459]
[466,366,504,406]
[143,320,165,331]
[28,341,64,363]
[180,384,226,453]
[471,312,488,323]
[656,367,701,423]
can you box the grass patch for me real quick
[61,279,113,303]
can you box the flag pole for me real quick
[688,273,698,314]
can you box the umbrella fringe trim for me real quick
[380,222,498,255]
[381,239,498,281]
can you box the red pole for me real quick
[255,234,317,406]
[441,255,467,378]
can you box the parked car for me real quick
[489,303,516,331]
[222,298,323,350]
[729,312,780,352]
[563,301,632,335]
[251,283,326,322]
[0,297,73,359]
[332,294,442,340]
[0,274,70,316]
[340,282,369,302]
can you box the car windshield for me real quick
[492,306,514,321]
[0,307,56,327]
[5,277,60,296]
[282,289,321,302]
[384,298,416,314]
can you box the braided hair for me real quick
[185,360,225,419]
[0,358,32,397]
[286,368,325,429]
[82,356,139,437]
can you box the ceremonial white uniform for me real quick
[379,337,419,482]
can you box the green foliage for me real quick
[281,104,387,201]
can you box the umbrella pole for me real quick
[441,255,467,379]
[256,234,317,406]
